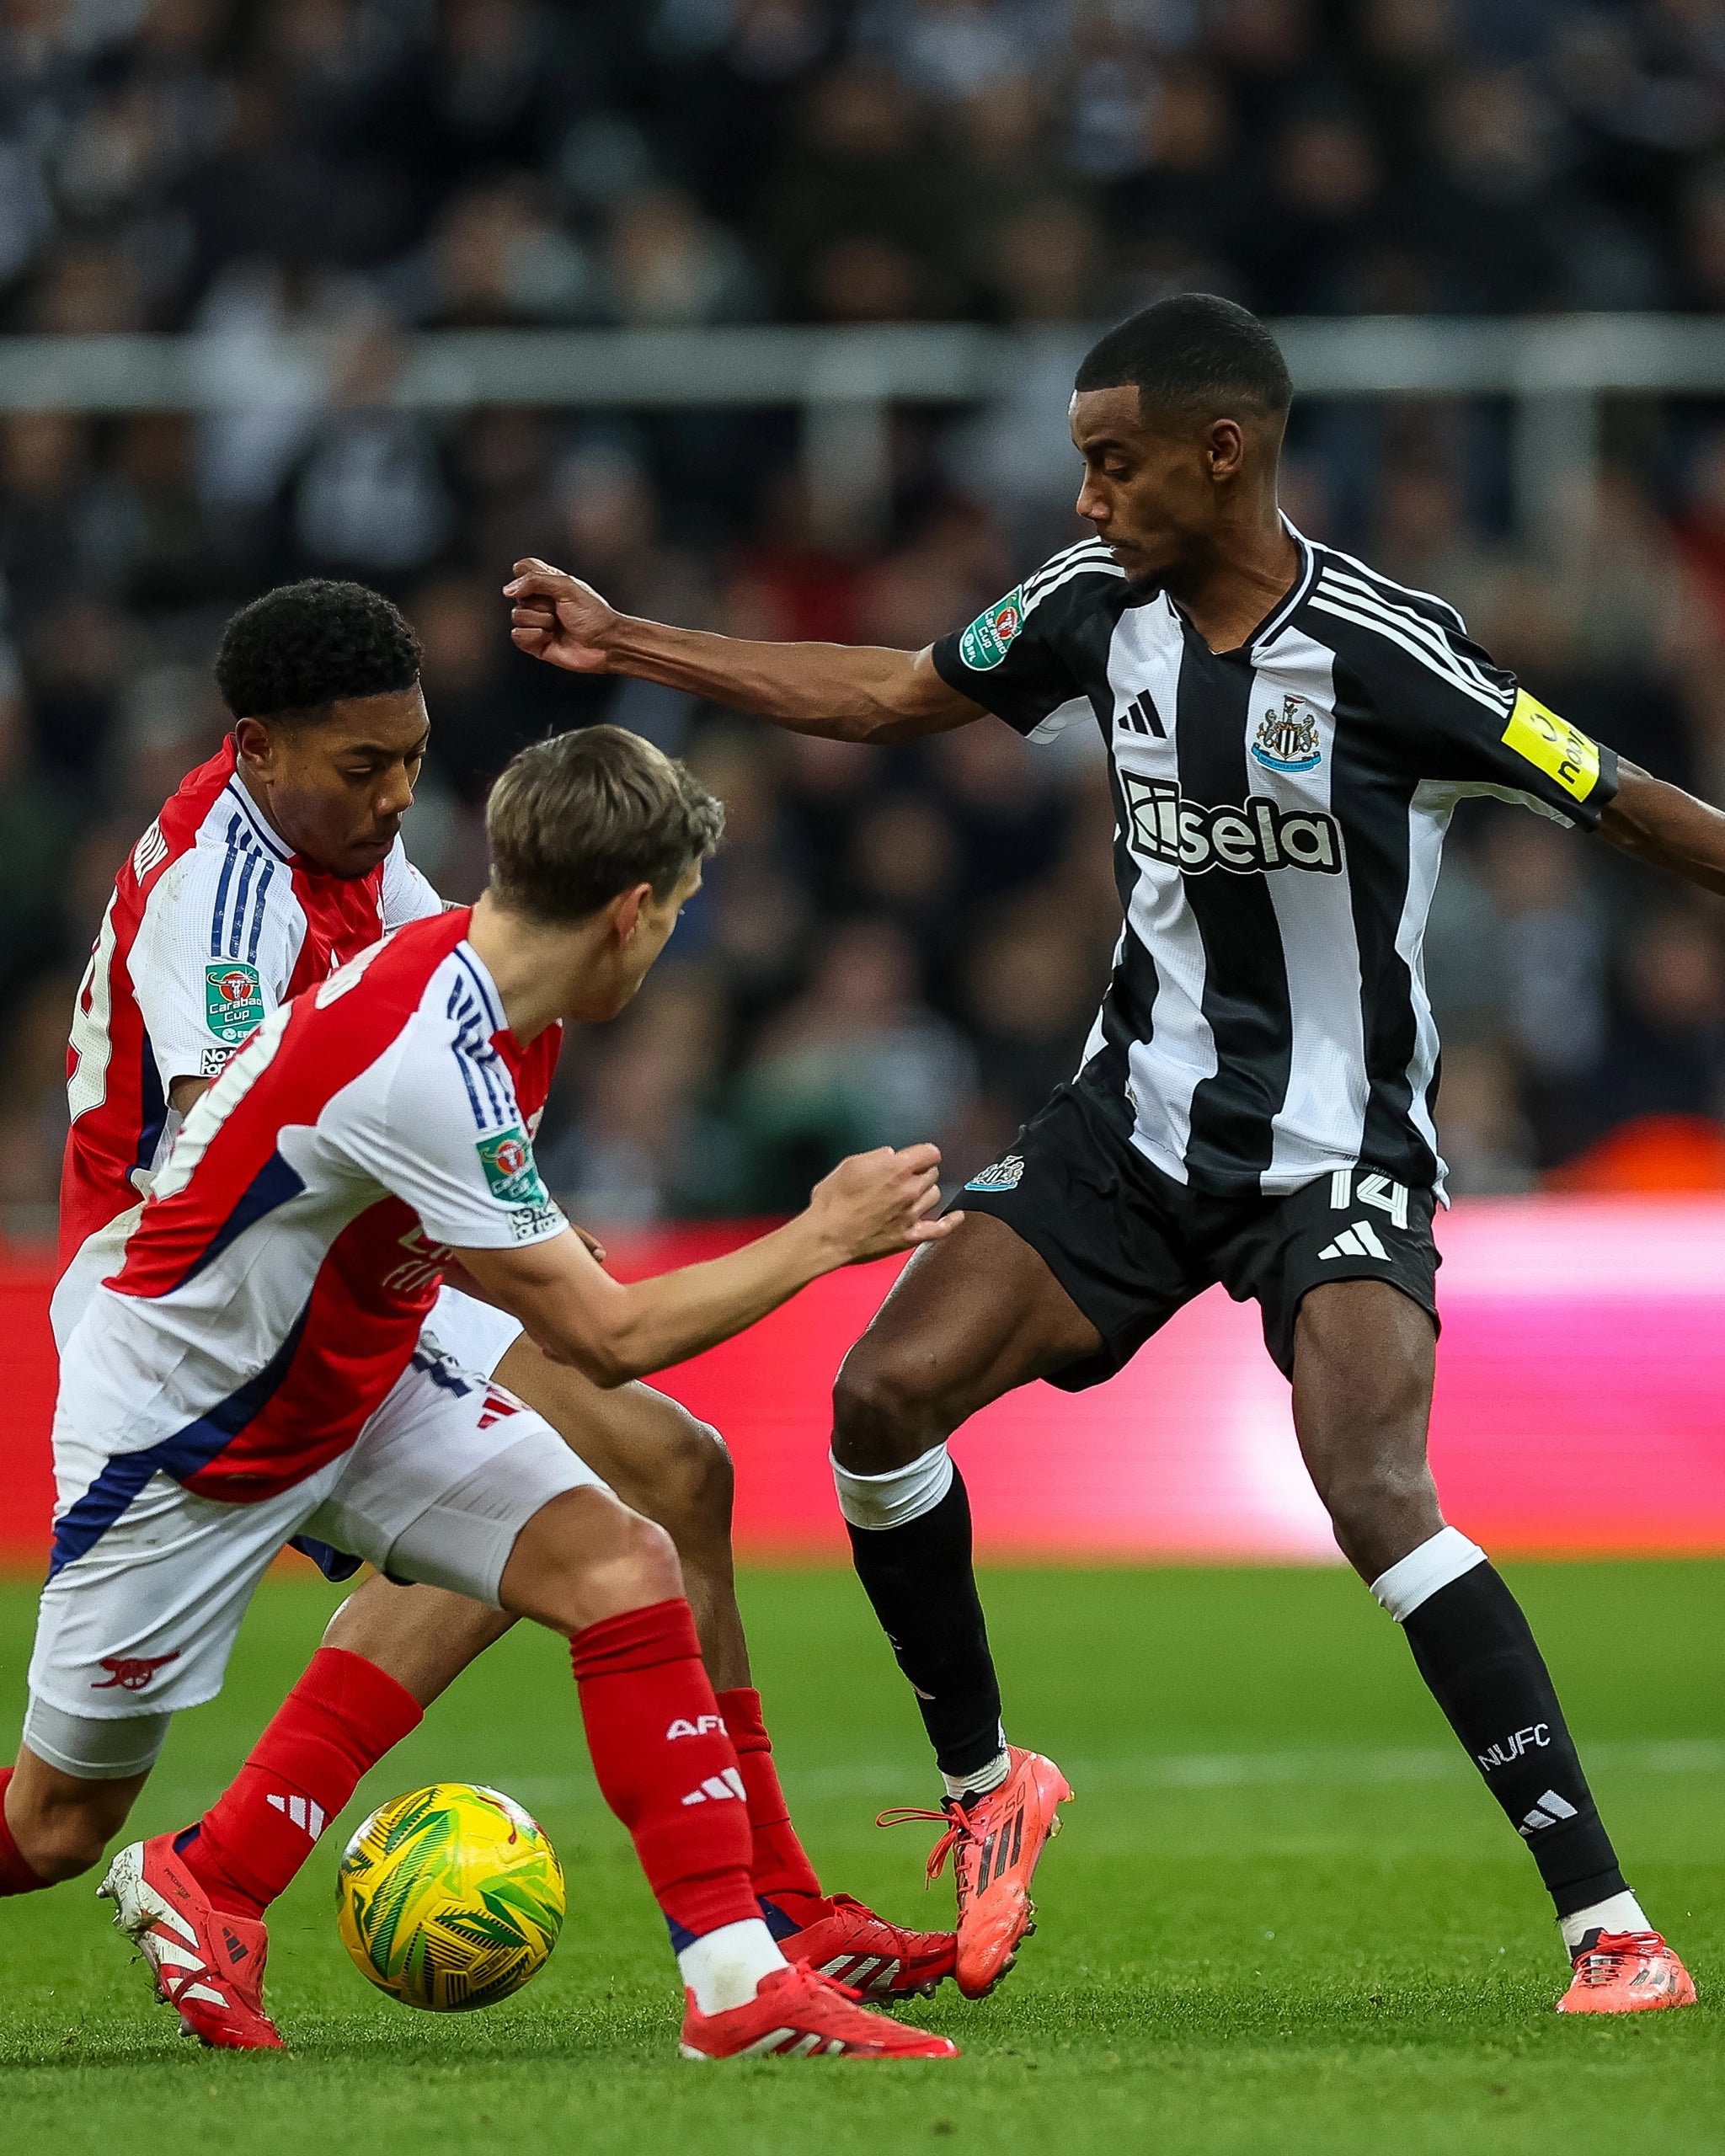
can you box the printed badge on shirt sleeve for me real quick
[477,1125,550,1209]
[959,588,1024,670]
[206,961,264,1044]
[509,1200,566,1241]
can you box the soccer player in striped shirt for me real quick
[506,294,1720,2016]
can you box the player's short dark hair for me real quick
[486,724,724,921]
[1076,295,1293,421]
[214,579,422,723]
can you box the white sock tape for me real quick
[830,1445,955,1532]
[676,1917,787,2016]
[1370,1524,1487,1623]
[1559,1891,1650,1954]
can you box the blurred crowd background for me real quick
[6,0,1725,1231]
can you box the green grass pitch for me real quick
[2,1560,1720,2154]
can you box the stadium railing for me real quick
[3,315,1725,543]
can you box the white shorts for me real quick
[26,1338,605,1732]
[427,1282,525,1377]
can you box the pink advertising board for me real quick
[3,1198,1722,1563]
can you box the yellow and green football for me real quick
[335,1781,565,2011]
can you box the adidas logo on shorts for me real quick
[1318,1220,1391,1262]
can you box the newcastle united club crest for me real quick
[1250,695,1322,775]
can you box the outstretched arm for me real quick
[504,558,985,744]
[1598,761,1725,895]
[454,1143,960,1385]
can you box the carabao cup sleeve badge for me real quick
[476,1126,549,1207]
[205,961,265,1044]
[959,589,1024,670]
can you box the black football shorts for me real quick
[953,1082,1440,1385]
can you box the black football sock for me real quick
[1384,1541,1626,1918]
[838,1460,1005,1781]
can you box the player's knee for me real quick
[1317,1456,1438,1556]
[646,1412,734,1547]
[505,1487,684,1632]
[608,1508,684,1608]
[831,1343,946,1475]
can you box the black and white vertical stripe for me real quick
[1060,532,1550,1198]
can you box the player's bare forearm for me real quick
[536,1218,838,1384]
[1598,761,1725,895]
[455,1145,956,1384]
[603,616,972,744]
[504,558,982,744]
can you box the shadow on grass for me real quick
[6,1975,1713,2077]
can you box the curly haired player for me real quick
[0,587,954,2047]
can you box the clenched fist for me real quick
[505,558,622,675]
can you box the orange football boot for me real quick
[1556,1929,1697,2015]
[777,1892,957,1999]
[679,1962,959,2059]
[881,1745,1073,1999]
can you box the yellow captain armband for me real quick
[1500,688,1601,803]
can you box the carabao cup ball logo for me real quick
[215,969,254,1006]
[493,1135,529,1180]
[335,1782,566,2012]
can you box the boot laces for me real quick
[1575,1929,1664,1984]
[819,1973,867,2006]
[877,1804,971,1886]
[823,1892,945,1953]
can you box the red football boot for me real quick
[881,1746,1074,1999]
[679,1961,959,2060]
[776,1892,957,2000]
[1556,1929,1698,2015]
[98,1835,282,2050]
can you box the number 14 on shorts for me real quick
[1327,1168,1409,1230]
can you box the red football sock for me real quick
[716,1685,825,1923]
[179,1647,422,1921]
[0,1769,50,1897]
[572,1598,758,1940]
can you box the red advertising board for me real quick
[4,1198,1724,1564]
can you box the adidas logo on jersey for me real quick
[1119,775,1343,878]
[1318,1220,1391,1262]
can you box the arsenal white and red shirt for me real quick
[50,910,567,1572]
[60,740,441,1269]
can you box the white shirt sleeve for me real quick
[381,839,445,928]
[130,843,304,1091]
[329,1008,569,1252]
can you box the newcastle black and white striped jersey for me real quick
[931,527,1618,1199]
